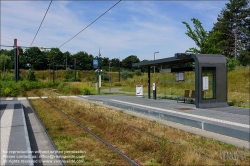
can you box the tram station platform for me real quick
[1,98,32,166]
[0,97,62,166]
[79,95,250,146]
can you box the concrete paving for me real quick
[1,100,32,166]
[0,98,63,166]
[77,94,250,148]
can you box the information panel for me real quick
[202,76,209,90]
[136,85,143,97]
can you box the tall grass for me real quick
[43,97,250,165]
[57,82,96,95]
[121,68,249,105]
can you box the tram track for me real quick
[26,90,140,166]
[24,89,246,165]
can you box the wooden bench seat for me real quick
[177,90,195,103]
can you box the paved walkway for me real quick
[1,99,32,166]
[0,98,63,166]
[79,95,250,145]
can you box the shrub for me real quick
[0,80,58,97]
[4,88,11,96]
[65,67,73,80]
[114,82,121,86]
[134,69,142,76]
[101,72,110,81]
[227,57,240,71]
[1,73,14,81]
[82,87,91,95]
[41,74,46,80]
[71,87,80,94]
[121,70,132,80]
[26,69,36,81]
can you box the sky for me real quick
[1,0,229,61]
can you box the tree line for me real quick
[0,47,141,72]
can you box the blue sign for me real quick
[93,59,98,68]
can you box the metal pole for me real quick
[74,58,76,82]
[14,39,18,82]
[98,48,101,95]
[53,56,55,83]
[118,57,120,82]
[109,62,111,92]
[148,66,150,99]
[153,51,159,100]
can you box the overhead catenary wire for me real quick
[58,0,122,49]
[30,0,53,47]
[1,39,13,44]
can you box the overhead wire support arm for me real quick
[0,44,53,49]
[58,0,121,48]
[30,0,53,47]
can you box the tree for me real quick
[0,49,14,69]
[20,47,47,70]
[72,51,93,70]
[26,68,36,81]
[121,55,140,71]
[212,0,250,58]
[0,53,11,72]
[182,18,209,53]
[49,48,64,70]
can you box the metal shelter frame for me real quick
[132,53,228,108]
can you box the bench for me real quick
[177,90,195,103]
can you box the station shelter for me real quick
[132,53,228,108]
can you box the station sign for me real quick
[93,59,98,68]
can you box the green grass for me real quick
[119,67,249,108]
[0,80,59,97]
[2,67,249,108]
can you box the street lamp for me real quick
[153,51,159,100]
[109,61,112,92]
[118,57,120,82]
[97,48,101,95]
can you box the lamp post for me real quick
[97,48,101,95]
[109,61,112,92]
[153,51,159,100]
[118,57,120,82]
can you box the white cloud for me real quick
[1,0,226,61]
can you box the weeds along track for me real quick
[25,89,250,165]
[27,90,140,166]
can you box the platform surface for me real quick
[1,97,63,166]
[1,99,32,166]
[79,95,250,142]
